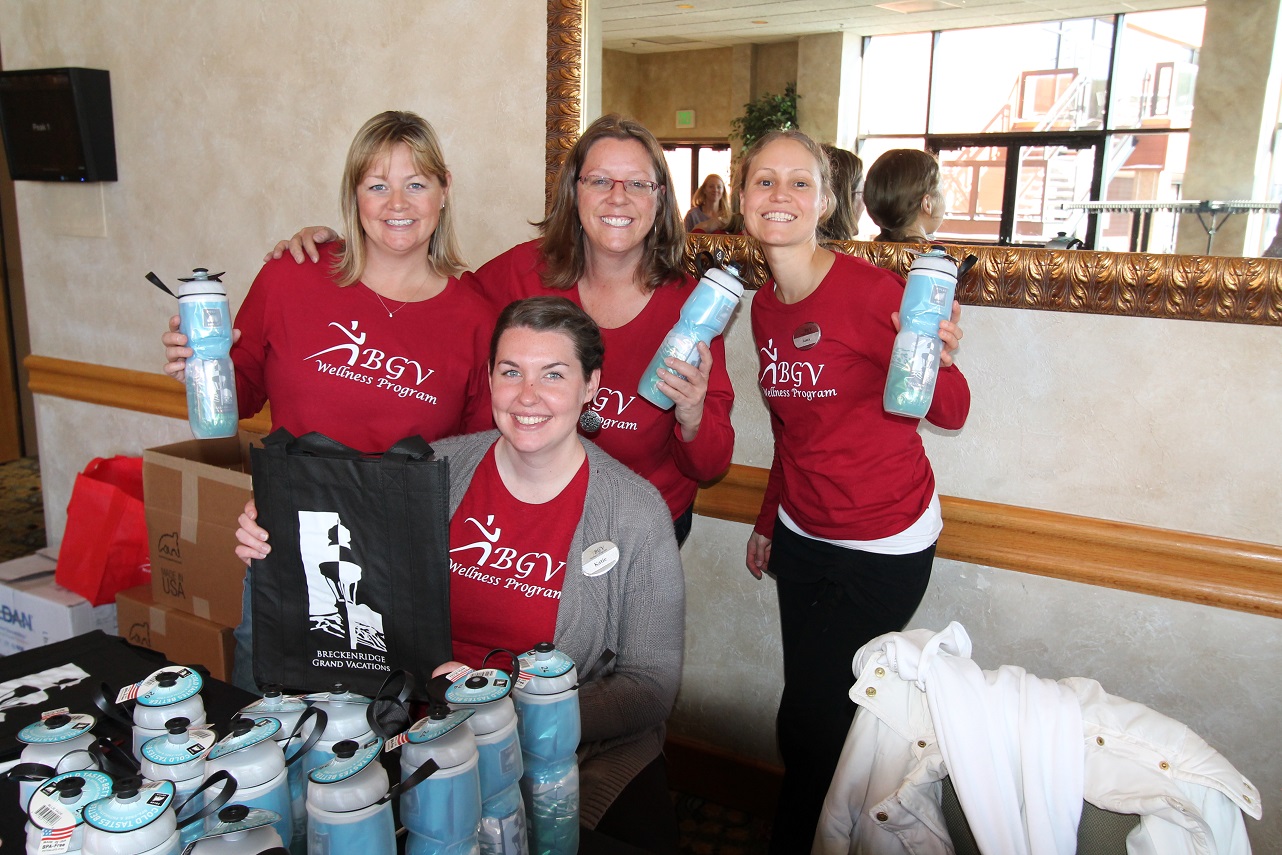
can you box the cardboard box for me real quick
[0,549,118,655]
[143,434,258,627]
[115,584,235,683]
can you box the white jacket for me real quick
[813,624,1261,855]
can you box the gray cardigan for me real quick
[435,430,685,828]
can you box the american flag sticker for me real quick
[39,824,74,854]
[115,682,142,703]
[385,732,410,753]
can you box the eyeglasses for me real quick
[578,175,661,197]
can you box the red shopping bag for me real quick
[56,456,151,606]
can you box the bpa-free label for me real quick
[38,825,75,854]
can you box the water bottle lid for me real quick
[308,737,383,785]
[83,778,176,832]
[703,266,745,298]
[444,668,514,705]
[204,805,281,837]
[19,712,95,744]
[206,717,281,760]
[516,644,578,694]
[141,723,214,766]
[135,667,203,707]
[404,707,474,744]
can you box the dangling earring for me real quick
[579,405,603,433]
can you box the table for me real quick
[1059,199,1277,254]
[0,632,649,853]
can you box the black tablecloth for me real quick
[0,632,652,853]
[0,631,256,848]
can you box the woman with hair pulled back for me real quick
[271,114,736,546]
[735,130,970,852]
[863,147,945,244]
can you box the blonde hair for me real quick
[333,111,465,286]
[692,173,731,221]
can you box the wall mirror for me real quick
[546,0,1281,326]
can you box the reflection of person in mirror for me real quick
[737,130,970,853]
[817,144,864,244]
[237,297,685,850]
[683,173,732,233]
[1263,201,1282,257]
[864,148,945,244]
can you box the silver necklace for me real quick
[369,277,428,318]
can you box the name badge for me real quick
[582,541,619,577]
[793,322,821,350]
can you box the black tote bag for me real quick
[248,429,451,696]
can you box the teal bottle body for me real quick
[637,267,743,410]
[177,270,238,439]
[883,250,958,419]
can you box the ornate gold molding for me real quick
[685,236,1282,325]
[546,0,583,213]
[29,354,1282,619]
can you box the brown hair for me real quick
[863,148,940,243]
[735,130,837,226]
[535,114,685,292]
[817,145,863,242]
[490,296,605,378]
[691,173,732,221]
[334,111,465,286]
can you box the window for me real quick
[856,6,1205,249]
[662,144,731,219]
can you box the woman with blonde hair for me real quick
[683,172,732,232]
[736,129,970,852]
[161,111,494,704]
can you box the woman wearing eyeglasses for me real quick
[275,115,736,545]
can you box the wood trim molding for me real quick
[28,355,1282,619]
[25,355,272,435]
[546,0,583,214]
[696,465,1282,619]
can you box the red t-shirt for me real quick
[232,245,494,453]
[447,443,589,668]
[473,240,735,518]
[751,251,970,540]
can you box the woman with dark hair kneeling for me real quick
[237,297,684,853]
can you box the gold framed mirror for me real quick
[544,0,1281,326]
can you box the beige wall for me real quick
[0,0,546,535]
[602,41,799,142]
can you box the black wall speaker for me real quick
[0,67,117,182]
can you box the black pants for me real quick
[766,521,935,855]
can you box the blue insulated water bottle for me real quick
[177,268,238,439]
[14,712,99,812]
[305,739,394,855]
[637,264,744,410]
[23,770,113,855]
[203,718,292,846]
[399,706,482,855]
[513,644,579,855]
[139,717,215,847]
[883,249,963,419]
[446,667,528,855]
